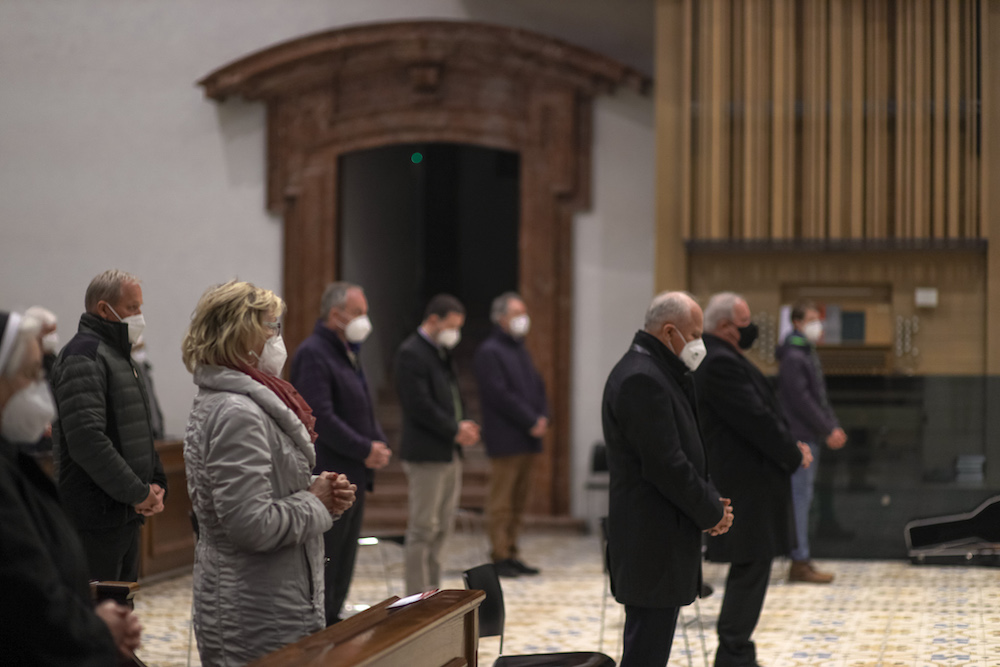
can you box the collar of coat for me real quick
[631,330,691,380]
[78,312,131,356]
[192,365,316,469]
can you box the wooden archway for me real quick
[199,20,648,515]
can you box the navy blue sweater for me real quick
[473,327,548,458]
[291,321,386,491]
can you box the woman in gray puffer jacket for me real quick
[181,281,356,667]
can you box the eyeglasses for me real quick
[264,321,282,336]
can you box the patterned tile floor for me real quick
[134,532,1000,667]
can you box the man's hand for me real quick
[706,498,734,536]
[95,600,142,656]
[797,441,814,469]
[529,416,549,438]
[826,427,847,450]
[364,441,392,469]
[134,485,164,517]
[454,420,481,447]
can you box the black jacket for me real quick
[602,331,724,607]
[473,327,547,458]
[694,333,803,563]
[394,330,466,463]
[50,313,166,530]
[0,437,118,665]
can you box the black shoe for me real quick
[493,559,522,577]
[510,558,540,575]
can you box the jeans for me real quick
[790,441,820,561]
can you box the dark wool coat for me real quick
[602,331,724,608]
[50,313,166,530]
[473,327,548,458]
[394,331,467,463]
[0,437,118,665]
[291,320,387,491]
[694,333,803,564]
[775,331,839,443]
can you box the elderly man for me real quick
[602,292,733,666]
[776,299,847,584]
[50,270,167,582]
[291,281,392,625]
[394,294,480,594]
[473,292,548,578]
[695,292,812,667]
[1,309,142,664]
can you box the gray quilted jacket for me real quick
[184,366,333,667]
[51,313,165,530]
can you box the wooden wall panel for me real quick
[658,0,982,245]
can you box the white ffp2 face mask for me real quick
[107,304,146,345]
[1,380,56,444]
[344,314,373,344]
[508,315,531,338]
[253,335,287,376]
[678,337,707,372]
[803,320,824,344]
[437,328,461,350]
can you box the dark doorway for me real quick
[338,142,521,402]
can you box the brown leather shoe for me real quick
[789,560,834,584]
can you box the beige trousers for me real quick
[402,459,462,595]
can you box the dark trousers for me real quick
[715,558,773,667]
[77,522,142,582]
[323,488,366,625]
[621,604,680,667]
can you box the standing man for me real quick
[50,269,167,582]
[291,282,392,624]
[603,291,733,666]
[695,292,812,667]
[776,299,847,584]
[394,294,479,595]
[473,292,548,578]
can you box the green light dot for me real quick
[411,152,423,164]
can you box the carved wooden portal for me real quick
[200,20,647,515]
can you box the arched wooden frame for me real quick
[200,20,648,515]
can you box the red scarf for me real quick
[231,362,318,443]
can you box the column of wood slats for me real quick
[678,0,981,243]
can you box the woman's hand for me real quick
[309,472,357,516]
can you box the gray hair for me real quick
[85,269,140,313]
[3,314,42,379]
[490,292,523,324]
[703,292,745,333]
[320,281,361,318]
[644,291,695,331]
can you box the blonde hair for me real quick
[181,281,285,373]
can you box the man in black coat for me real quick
[474,292,548,578]
[394,294,480,594]
[602,292,733,666]
[291,282,392,624]
[50,269,167,582]
[695,292,812,667]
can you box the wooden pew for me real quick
[249,589,485,667]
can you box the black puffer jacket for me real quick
[51,313,166,530]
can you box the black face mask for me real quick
[737,322,759,350]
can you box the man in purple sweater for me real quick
[776,299,847,584]
[291,282,392,624]
[473,292,548,578]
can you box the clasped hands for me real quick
[454,420,480,447]
[309,471,357,517]
[705,497,734,536]
[95,600,142,657]
[134,483,165,517]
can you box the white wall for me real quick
[0,0,654,519]
[570,92,655,517]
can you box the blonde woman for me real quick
[182,281,355,667]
